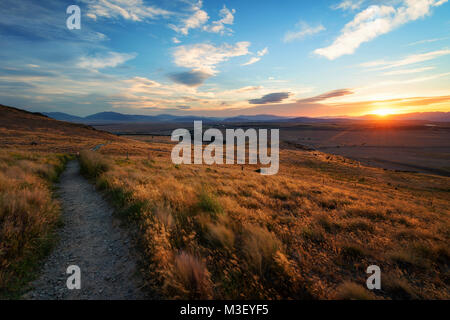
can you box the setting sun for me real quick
[373,108,395,116]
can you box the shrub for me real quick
[197,189,222,215]
[243,225,282,275]
[79,150,109,178]
[166,251,213,299]
[206,222,235,249]
[154,205,174,229]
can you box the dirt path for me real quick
[24,160,144,300]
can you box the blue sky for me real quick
[0,0,449,117]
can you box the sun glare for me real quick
[373,108,394,117]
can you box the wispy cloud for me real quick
[367,72,450,88]
[173,42,250,75]
[383,66,435,75]
[77,52,137,70]
[283,22,325,43]
[408,36,450,46]
[203,5,236,35]
[224,86,263,94]
[242,47,269,66]
[169,1,209,35]
[241,57,261,66]
[297,89,354,103]
[0,0,109,42]
[315,0,448,60]
[361,49,450,70]
[81,0,172,21]
[332,0,364,11]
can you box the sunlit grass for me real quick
[80,142,450,300]
[0,150,70,298]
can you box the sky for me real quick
[0,0,449,117]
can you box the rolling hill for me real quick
[0,104,119,153]
[43,110,450,124]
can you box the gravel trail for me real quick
[24,160,144,300]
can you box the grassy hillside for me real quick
[0,150,69,298]
[0,104,147,154]
[81,140,450,300]
[0,105,148,298]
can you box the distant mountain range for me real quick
[356,112,450,122]
[43,111,450,124]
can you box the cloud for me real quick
[233,86,263,93]
[361,49,450,70]
[383,66,435,75]
[77,52,137,69]
[242,57,261,66]
[82,0,172,21]
[368,71,450,87]
[249,92,291,104]
[124,76,162,89]
[176,105,191,110]
[297,89,354,103]
[172,37,181,44]
[203,5,236,34]
[0,67,54,77]
[0,80,36,89]
[333,0,364,11]
[0,0,110,43]
[169,70,212,87]
[173,42,250,74]
[283,22,325,43]
[408,36,449,46]
[242,47,269,66]
[315,0,448,60]
[219,86,263,97]
[169,1,209,35]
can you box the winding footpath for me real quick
[24,160,144,300]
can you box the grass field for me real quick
[1,105,449,300]
[81,139,450,299]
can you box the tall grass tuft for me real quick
[242,225,282,276]
[165,251,213,299]
[79,150,109,178]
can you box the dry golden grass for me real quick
[2,105,448,300]
[0,150,70,298]
[0,105,151,154]
[80,138,450,300]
